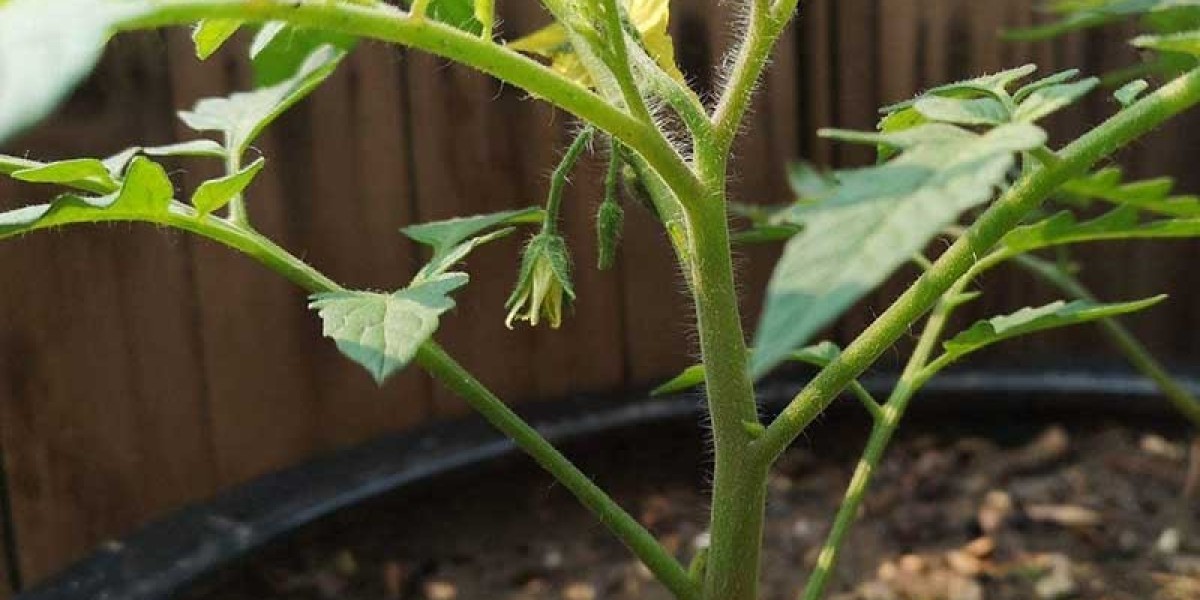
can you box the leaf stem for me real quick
[543,127,595,234]
[597,0,652,122]
[800,269,965,600]
[28,202,698,600]
[1012,254,1200,429]
[753,65,1200,465]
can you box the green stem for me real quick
[685,198,764,600]
[23,204,697,599]
[416,343,701,600]
[597,0,652,122]
[754,65,1200,465]
[800,270,965,600]
[543,127,595,234]
[224,143,250,228]
[120,0,702,205]
[1012,254,1200,429]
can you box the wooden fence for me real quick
[1,0,1198,593]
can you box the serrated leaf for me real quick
[652,342,843,396]
[881,65,1038,114]
[1114,79,1151,105]
[402,207,542,281]
[1012,77,1100,123]
[101,140,227,177]
[190,158,266,216]
[309,274,469,384]
[1013,69,1083,103]
[11,159,116,191]
[0,157,174,240]
[1001,206,1200,253]
[1133,29,1200,55]
[0,0,148,144]
[179,45,345,157]
[914,96,1009,126]
[192,19,242,60]
[753,123,1046,377]
[249,23,358,86]
[1005,0,1200,41]
[1059,167,1200,217]
[939,297,1167,365]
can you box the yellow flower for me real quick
[505,233,576,328]
[508,0,685,88]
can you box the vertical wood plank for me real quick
[404,60,538,413]
[164,32,324,487]
[0,35,218,581]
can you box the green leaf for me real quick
[399,0,481,35]
[193,19,242,60]
[1012,77,1100,123]
[190,158,266,216]
[0,0,148,144]
[179,45,346,157]
[402,207,542,281]
[0,157,174,240]
[1000,205,1200,254]
[101,140,227,177]
[914,96,1009,126]
[1005,0,1200,41]
[11,159,117,192]
[250,23,358,86]
[1013,69,1082,103]
[1059,167,1200,217]
[1114,79,1151,106]
[787,162,838,200]
[1132,29,1200,55]
[753,123,1046,377]
[309,273,469,384]
[939,296,1167,365]
[881,65,1038,114]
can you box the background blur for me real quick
[1,0,1199,593]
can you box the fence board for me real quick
[0,2,1198,589]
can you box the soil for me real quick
[181,409,1200,600]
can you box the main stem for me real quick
[686,196,766,600]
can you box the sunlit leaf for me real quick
[1000,205,1200,254]
[938,296,1167,366]
[192,19,242,59]
[1012,77,1099,122]
[402,207,542,281]
[0,157,176,240]
[101,140,227,176]
[753,123,1046,377]
[190,158,266,216]
[1114,79,1151,105]
[179,45,346,157]
[11,159,116,191]
[1005,0,1200,41]
[249,23,358,86]
[0,0,148,144]
[1059,167,1200,217]
[914,97,1008,126]
[1132,29,1200,56]
[309,273,468,384]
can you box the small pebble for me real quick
[1034,554,1076,599]
[424,580,457,600]
[561,581,595,600]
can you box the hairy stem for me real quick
[1012,254,1200,429]
[754,65,1200,465]
[800,273,966,600]
[543,127,595,234]
[685,198,765,600]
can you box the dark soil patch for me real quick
[180,412,1200,600]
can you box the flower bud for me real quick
[505,233,576,329]
[596,198,624,270]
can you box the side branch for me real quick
[120,0,703,202]
[753,65,1200,464]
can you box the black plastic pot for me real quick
[14,366,1199,600]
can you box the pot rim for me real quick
[15,365,1200,600]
